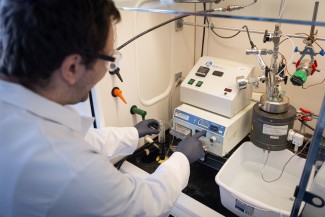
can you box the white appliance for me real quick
[172,102,255,157]
[174,56,255,156]
[180,56,254,118]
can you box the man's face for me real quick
[74,21,115,103]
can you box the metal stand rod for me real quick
[310,1,319,39]
[290,94,325,216]
[182,22,325,41]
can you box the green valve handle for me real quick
[290,70,307,86]
[130,105,147,120]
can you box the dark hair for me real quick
[0,0,120,86]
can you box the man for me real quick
[0,0,206,216]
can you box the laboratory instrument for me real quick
[172,102,254,156]
[240,1,323,151]
[243,24,297,151]
[158,120,166,143]
[219,3,325,217]
[291,1,324,86]
[173,56,255,157]
[157,120,168,163]
[180,56,254,118]
[78,0,324,216]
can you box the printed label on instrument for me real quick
[262,124,288,136]
[174,110,189,121]
[235,199,254,216]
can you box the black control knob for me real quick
[109,67,123,82]
[210,136,217,143]
[284,76,288,85]
[263,30,271,43]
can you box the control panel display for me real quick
[195,66,210,77]
[174,109,226,136]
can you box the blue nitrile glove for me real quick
[134,119,160,138]
[176,130,207,164]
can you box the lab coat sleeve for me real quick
[84,127,139,159]
[48,149,190,217]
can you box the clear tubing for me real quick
[158,120,165,143]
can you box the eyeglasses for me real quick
[96,49,122,72]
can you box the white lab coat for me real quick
[0,80,190,217]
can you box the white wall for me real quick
[92,8,196,133]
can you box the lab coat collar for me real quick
[0,80,94,134]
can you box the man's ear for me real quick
[59,54,85,85]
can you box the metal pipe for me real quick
[310,1,319,38]
[268,25,281,100]
[182,22,325,41]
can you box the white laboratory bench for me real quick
[120,160,224,217]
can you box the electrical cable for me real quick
[210,26,241,39]
[201,3,207,57]
[120,3,258,107]
[117,14,188,51]
[314,40,324,50]
[261,137,312,183]
[282,32,325,89]
[277,35,295,76]
[117,8,215,51]
[209,24,256,41]
[206,13,243,40]
[117,0,258,51]
[204,0,257,39]
[243,25,256,49]
[279,38,288,45]
[278,52,292,76]
[295,32,324,50]
[302,77,325,89]
[245,0,258,8]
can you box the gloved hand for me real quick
[176,130,206,164]
[134,119,160,138]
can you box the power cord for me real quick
[117,0,258,50]
[117,14,188,50]
[261,137,312,183]
[201,3,208,57]
[210,24,242,39]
